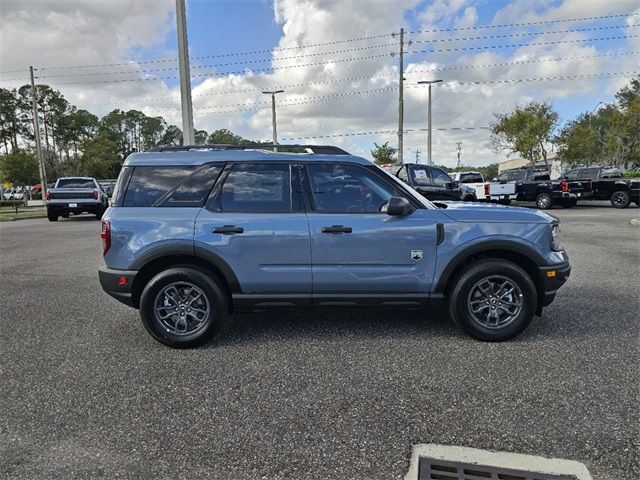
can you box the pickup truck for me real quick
[46,176,109,221]
[383,163,473,201]
[485,167,590,209]
[450,171,485,200]
[563,166,640,208]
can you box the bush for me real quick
[0,200,25,212]
[623,170,640,178]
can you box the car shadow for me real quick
[207,306,461,348]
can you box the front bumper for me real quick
[538,260,571,309]
[98,266,138,307]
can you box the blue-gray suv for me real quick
[98,144,570,348]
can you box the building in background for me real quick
[498,157,564,179]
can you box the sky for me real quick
[0,0,638,167]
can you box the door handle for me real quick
[213,225,244,234]
[321,225,352,233]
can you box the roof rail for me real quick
[147,144,351,155]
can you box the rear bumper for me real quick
[98,266,138,307]
[48,200,102,210]
[538,260,571,309]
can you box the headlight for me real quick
[551,223,563,251]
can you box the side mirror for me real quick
[445,182,454,189]
[386,196,414,216]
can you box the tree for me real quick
[194,129,209,144]
[489,101,559,167]
[371,142,397,165]
[0,149,39,185]
[207,128,247,145]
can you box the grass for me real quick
[0,206,47,221]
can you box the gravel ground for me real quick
[0,202,638,479]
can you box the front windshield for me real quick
[373,164,434,209]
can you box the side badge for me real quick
[411,250,423,261]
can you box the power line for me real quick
[406,71,639,87]
[409,23,637,44]
[280,126,491,141]
[407,12,636,35]
[406,34,638,55]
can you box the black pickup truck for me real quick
[563,166,640,208]
[487,167,591,209]
[382,163,470,201]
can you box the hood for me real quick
[438,201,556,224]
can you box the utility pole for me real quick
[263,90,284,151]
[176,0,194,145]
[397,27,404,164]
[415,149,421,163]
[29,66,47,201]
[456,141,462,168]
[417,79,443,165]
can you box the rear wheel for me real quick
[47,208,58,222]
[95,206,105,219]
[610,190,631,209]
[462,194,476,202]
[139,267,228,348]
[448,258,538,341]
[561,198,577,208]
[536,192,553,209]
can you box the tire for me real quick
[95,206,105,220]
[610,190,631,209]
[47,209,58,222]
[561,198,577,208]
[499,199,511,206]
[536,192,553,210]
[448,258,538,341]
[139,267,228,348]
[462,194,476,202]
[61,212,69,218]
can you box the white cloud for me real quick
[0,0,638,167]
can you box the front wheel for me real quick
[448,258,538,341]
[610,190,631,209]
[139,267,228,348]
[536,192,553,209]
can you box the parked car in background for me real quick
[46,176,109,221]
[451,171,485,200]
[99,144,570,348]
[486,167,590,209]
[563,166,640,208]
[383,163,472,201]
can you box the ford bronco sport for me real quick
[98,144,570,348]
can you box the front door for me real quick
[302,162,438,299]
[194,162,311,301]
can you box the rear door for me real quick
[302,162,438,300]
[194,162,312,302]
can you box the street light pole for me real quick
[262,90,284,151]
[176,0,194,145]
[418,79,442,165]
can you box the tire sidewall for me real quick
[449,260,538,341]
[610,190,630,209]
[536,193,552,209]
[139,267,226,348]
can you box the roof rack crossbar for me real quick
[148,144,350,155]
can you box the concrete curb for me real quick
[405,444,593,480]
[0,214,47,222]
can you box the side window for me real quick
[509,171,525,182]
[307,163,396,213]
[123,166,196,207]
[409,166,432,186]
[533,173,550,181]
[397,166,408,182]
[430,168,452,186]
[564,170,579,180]
[157,163,222,207]
[220,163,291,213]
[460,173,482,183]
[578,168,599,180]
[495,172,510,182]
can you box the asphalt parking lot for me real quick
[1,202,638,479]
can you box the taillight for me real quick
[100,220,111,256]
[45,190,50,200]
[484,184,490,195]
[93,190,99,200]
[561,180,568,192]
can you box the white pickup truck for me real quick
[450,171,488,200]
